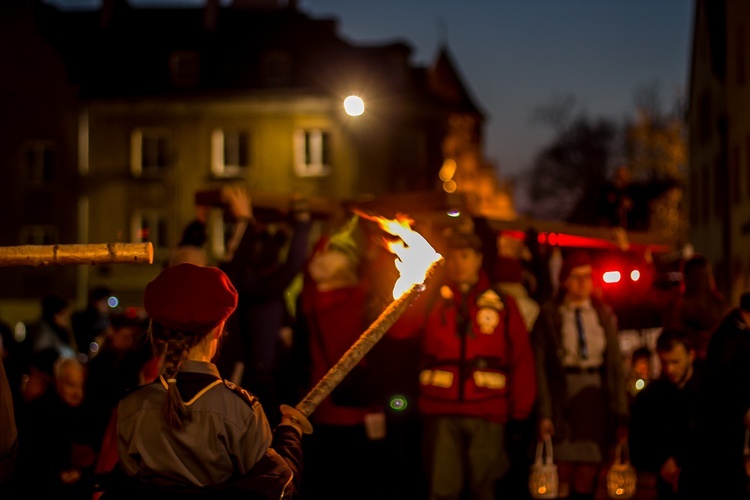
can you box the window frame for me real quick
[293,128,332,177]
[130,210,169,250]
[22,140,56,185]
[211,128,251,178]
[130,128,172,177]
[19,225,58,246]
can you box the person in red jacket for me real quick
[390,228,537,500]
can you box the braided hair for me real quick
[149,321,210,429]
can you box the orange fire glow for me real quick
[363,214,443,299]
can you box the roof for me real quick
[427,45,485,118]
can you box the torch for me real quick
[280,215,443,433]
[0,242,153,267]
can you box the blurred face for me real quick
[658,343,694,388]
[308,248,355,287]
[111,326,138,352]
[444,248,482,289]
[633,358,650,379]
[95,298,111,316]
[564,264,593,302]
[56,363,85,407]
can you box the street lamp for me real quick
[343,95,365,116]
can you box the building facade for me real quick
[0,0,513,321]
[687,0,750,305]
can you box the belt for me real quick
[564,365,602,374]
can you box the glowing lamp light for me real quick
[389,395,408,411]
[538,487,547,494]
[630,269,641,282]
[635,378,645,390]
[107,296,119,308]
[603,271,621,283]
[443,179,457,193]
[447,209,461,218]
[343,95,365,116]
[439,159,457,181]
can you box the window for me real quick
[169,51,201,89]
[293,129,331,177]
[19,225,57,245]
[131,211,169,250]
[206,210,245,261]
[22,141,56,184]
[130,128,171,177]
[211,129,250,177]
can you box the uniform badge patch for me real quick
[477,307,500,334]
[477,290,504,310]
[224,380,259,408]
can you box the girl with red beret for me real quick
[100,263,311,500]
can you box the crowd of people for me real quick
[1,185,749,500]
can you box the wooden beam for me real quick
[0,243,153,267]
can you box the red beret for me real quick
[559,250,592,283]
[144,263,238,334]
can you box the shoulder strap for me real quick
[223,379,260,408]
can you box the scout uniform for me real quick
[103,264,305,500]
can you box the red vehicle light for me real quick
[602,271,621,283]
[630,270,640,282]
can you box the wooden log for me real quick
[0,243,153,267]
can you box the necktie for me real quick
[575,307,588,360]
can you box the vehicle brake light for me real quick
[603,271,621,283]
[630,270,640,282]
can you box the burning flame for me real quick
[362,214,442,299]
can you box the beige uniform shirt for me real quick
[117,360,273,487]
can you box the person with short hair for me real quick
[12,356,97,499]
[391,228,537,500]
[29,294,77,359]
[662,254,729,361]
[532,250,628,500]
[690,291,750,499]
[102,263,310,500]
[629,327,703,499]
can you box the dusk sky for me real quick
[299,0,695,207]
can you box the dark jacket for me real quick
[629,365,704,498]
[689,308,750,498]
[531,296,628,440]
